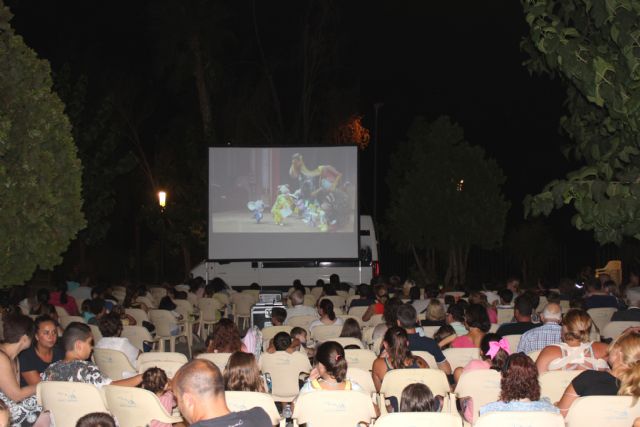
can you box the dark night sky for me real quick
[5,0,606,279]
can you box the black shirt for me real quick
[407,333,446,364]
[572,370,619,396]
[191,407,271,427]
[496,322,539,337]
[18,345,65,386]
[420,319,447,327]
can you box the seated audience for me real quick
[469,291,497,324]
[270,307,287,327]
[611,287,640,321]
[173,360,271,426]
[517,303,562,354]
[362,284,388,322]
[339,318,363,341]
[349,284,374,308]
[308,299,343,330]
[0,315,48,427]
[223,352,266,392]
[446,302,468,336]
[496,295,540,337]
[75,412,116,427]
[372,327,429,392]
[496,289,514,309]
[397,304,451,374]
[300,341,362,392]
[206,319,247,353]
[433,324,456,349]
[94,314,140,370]
[19,315,64,386]
[584,278,619,309]
[82,298,106,325]
[536,309,608,374]
[42,322,142,388]
[479,353,559,415]
[451,304,490,348]
[29,289,57,320]
[420,299,447,327]
[141,367,174,427]
[557,329,640,416]
[266,332,295,354]
[285,290,317,323]
[372,297,403,341]
[110,305,136,326]
[400,383,440,412]
[49,281,79,316]
[454,333,510,383]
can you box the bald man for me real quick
[516,303,563,354]
[173,359,271,427]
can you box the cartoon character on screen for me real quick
[247,200,265,223]
[271,184,294,226]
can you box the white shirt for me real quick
[308,317,344,330]
[95,337,140,369]
[285,305,318,324]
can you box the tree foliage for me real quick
[0,3,85,286]
[385,116,510,287]
[522,0,640,244]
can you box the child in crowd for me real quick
[446,303,468,336]
[496,289,514,309]
[433,324,456,349]
[82,299,106,325]
[291,326,314,356]
[140,367,174,427]
[400,383,440,412]
[270,307,287,327]
[75,412,116,427]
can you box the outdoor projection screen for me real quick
[209,146,359,260]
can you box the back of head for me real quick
[75,412,116,427]
[400,383,437,412]
[588,277,602,291]
[541,303,562,323]
[98,313,122,338]
[396,303,417,328]
[290,290,304,306]
[469,291,488,307]
[37,288,50,304]
[62,322,92,352]
[273,332,292,351]
[447,303,465,323]
[339,318,362,340]
[383,297,403,327]
[357,284,372,299]
[383,326,412,369]
[610,330,640,400]
[271,307,287,325]
[499,353,540,402]
[223,352,264,393]
[319,299,335,320]
[89,298,105,315]
[514,295,534,318]
[174,359,225,400]
[329,274,340,287]
[314,341,347,382]
[561,309,592,343]
[3,314,35,344]
[520,291,540,313]
[425,299,445,321]
[141,367,168,394]
[498,289,513,304]
[465,304,491,332]
[480,333,509,370]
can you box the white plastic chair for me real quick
[374,412,462,427]
[149,287,168,304]
[601,321,640,339]
[121,325,158,352]
[231,292,256,330]
[88,324,103,341]
[59,315,86,329]
[149,309,188,353]
[138,359,185,378]
[587,307,618,332]
[475,411,564,427]
[320,295,347,312]
[286,315,317,329]
[539,370,581,403]
[454,369,501,422]
[197,297,224,336]
[422,326,440,338]
[346,367,376,395]
[225,391,284,427]
[196,352,233,372]
[496,308,513,325]
[138,351,188,365]
[261,325,294,349]
[411,350,438,369]
[93,348,135,381]
[104,385,182,426]
[345,349,377,371]
[37,381,109,427]
[54,306,70,317]
[527,349,542,361]
[565,396,640,426]
[503,334,522,352]
[292,390,376,427]
[310,324,343,342]
[259,351,311,402]
[125,308,149,325]
[443,347,481,370]
[379,369,450,414]
[332,337,364,349]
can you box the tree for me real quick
[522,0,640,245]
[385,116,510,288]
[504,220,560,286]
[0,3,85,286]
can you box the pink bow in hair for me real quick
[485,338,511,360]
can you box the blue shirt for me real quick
[479,399,560,415]
[516,323,562,354]
[407,333,446,364]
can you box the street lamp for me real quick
[157,190,167,280]
[158,191,167,210]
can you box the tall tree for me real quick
[0,2,85,286]
[386,116,510,288]
[522,0,640,245]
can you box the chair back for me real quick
[125,308,149,325]
[59,316,86,329]
[443,347,481,370]
[225,391,281,426]
[422,326,440,338]
[380,368,450,401]
[310,324,343,342]
[303,294,317,307]
[196,352,233,372]
[149,287,168,304]
[503,334,522,352]
[37,381,109,427]
[345,349,377,371]
[347,305,368,318]
[411,350,437,369]
[332,337,364,349]
[374,412,463,427]
[292,390,376,427]
[587,307,618,332]
[346,367,376,395]
[310,287,323,298]
[496,308,513,325]
[198,298,224,322]
[565,396,640,426]
[454,369,501,422]
[259,351,311,402]
[149,309,180,337]
[138,352,188,365]
[475,411,564,427]
[539,370,581,403]
[286,315,317,329]
[93,348,135,381]
[54,306,70,317]
[173,299,194,319]
[261,325,294,349]
[138,359,186,378]
[231,292,256,316]
[121,325,154,352]
[363,313,384,327]
[320,296,347,312]
[602,321,640,339]
[89,324,103,341]
[104,385,182,426]
[136,296,156,309]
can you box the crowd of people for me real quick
[0,269,638,426]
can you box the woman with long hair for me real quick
[450,304,491,348]
[205,318,247,353]
[18,316,64,386]
[372,326,428,392]
[479,353,559,415]
[536,309,608,374]
[557,329,640,416]
[339,318,363,341]
[223,352,266,393]
[308,299,343,330]
[400,383,440,412]
[300,341,361,392]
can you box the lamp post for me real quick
[373,102,383,221]
[158,191,167,281]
